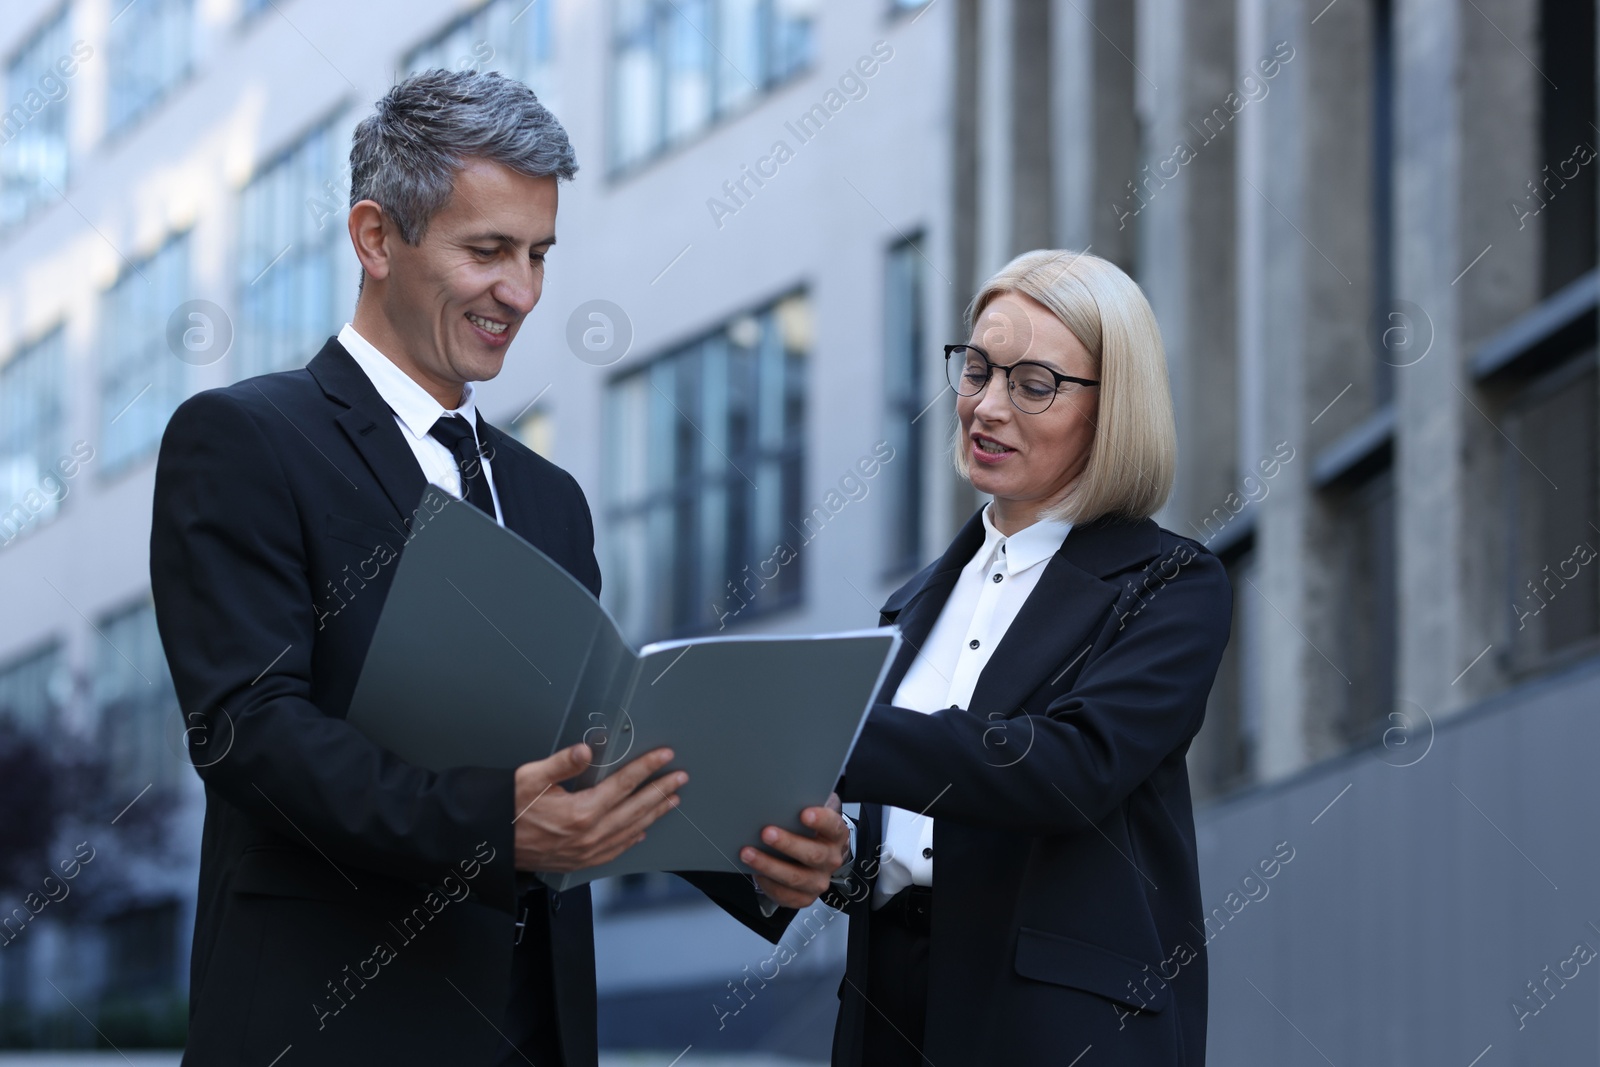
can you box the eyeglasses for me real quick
[944,344,1099,414]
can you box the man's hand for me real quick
[741,792,850,909]
[513,744,686,872]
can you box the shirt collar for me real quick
[338,322,480,440]
[980,502,1074,576]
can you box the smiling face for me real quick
[350,156,558,407]
[958,291,1100,532]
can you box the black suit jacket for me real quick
[151,338,784,1067]
[830,509,1231,1066]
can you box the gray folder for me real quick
[344,486,900,891]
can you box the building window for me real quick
[237,122,344,379]
[514,404,554,458]
[101,234,190,476]
[406,0,557,109]
[0,641,67,735]
[610,0,814,172]
[1332,467,1397,746]
[107,0,193,136]
[1369,0,1396,404]
[883,235,926,574]
[1,6,74,229]
[95,600,182,795]
[604,291,809,642]
[1311,402,1398,754]
[1506,353,1600,670]
[1192,545,1258,799]
[1536,0,1597,295]
[0,326,67,543]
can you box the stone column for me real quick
[977,0,1016,278]
[1392,0,1540,719]
[1127,0,1239,537]
[1238,0,1387,777]
[1051,0,1139,270]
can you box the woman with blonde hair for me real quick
[828,250,1230,1065]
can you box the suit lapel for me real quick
[872,510,987,702]
[479,422,544,548]
[480,420,607,599]
[307,339,429,526]
[308,341,598,601]
[964,555,1117,717]
[967,516,1163,716]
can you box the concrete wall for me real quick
[1197,654,1600,1065]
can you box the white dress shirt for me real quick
[873,503,1074,908]
[338,323,504,525]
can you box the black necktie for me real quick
[428,414,495,517]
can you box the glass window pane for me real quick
[101,234,191,475]
[610,0,813,171]
[96,601,182,794]
[665,0,712,140]
[0,327,67,540]
[1332,467,1397,747]
[604,292,809,641]
[0,642,66,734]
[1508,355,1600,667]
[716,0,762,110]
[769,0,816,82]
[1191,549,1258,798]
[1,7,74,227]
[237,121,344,379]
[884,237,926,572]
[613,12,662,167]
[107,0,193,135]
[404,0,558,110]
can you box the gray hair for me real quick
[349,69,577,247]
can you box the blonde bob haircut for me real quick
[954,249,1176,525]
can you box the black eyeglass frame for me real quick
[943,343,1100,413]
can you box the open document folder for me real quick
[345,486,901,891]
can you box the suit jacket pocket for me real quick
[1013,926,1168,1012]
[323,512,404,552]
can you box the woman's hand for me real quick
[742,792,851,909]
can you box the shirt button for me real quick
[992,573,1003,583]
[550,893,562,914]
[969,639,980,650]
[922,847,933,859]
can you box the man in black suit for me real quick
[150,70,846,1067]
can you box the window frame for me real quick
[0,638,68,735]
[882,231,928,577]
[104,0,196,141]
[1500,349,1600,676]
[1191,530,1259,799]
[0,3,75,230]
[93,597,183,795]
[0,324,69,541]
[602,287,810,643]
[98,231,193,479]
[403,0,558,106]
[235,112,349,380]
[606,0,817,178]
